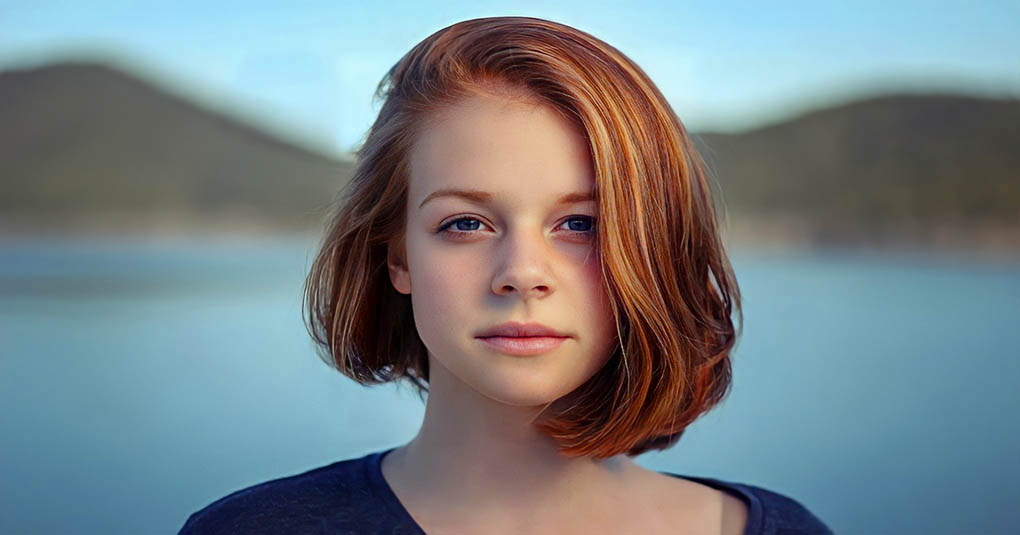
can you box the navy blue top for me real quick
[179,447,833,534]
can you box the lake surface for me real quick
[1,237,1017,534]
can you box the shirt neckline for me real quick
[365,446,764,535]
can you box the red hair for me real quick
[304,16,742,459]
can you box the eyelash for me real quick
[435,215,597,240]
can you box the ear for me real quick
[387,234,412,295]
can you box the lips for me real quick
[477,335,567,356]
[475,322,571,356]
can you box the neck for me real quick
[383,352,637,512]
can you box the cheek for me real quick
[580,253,617,345]
[576,248,605,302]
[406,238,480,324]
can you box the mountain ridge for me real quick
[2,61,1016,255]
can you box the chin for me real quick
[483,388,560,408]
[469,367,586,408]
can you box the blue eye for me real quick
[447,218,482,232]
[434,216,490,236]
[564,216,594,232]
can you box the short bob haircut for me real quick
[304,16,741,460]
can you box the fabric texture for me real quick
[179,447,834,534]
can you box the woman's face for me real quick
[387,91,619,407]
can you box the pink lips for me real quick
[475,321,571,356]
[477,335,568,356]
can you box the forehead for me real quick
[408,92,594,206]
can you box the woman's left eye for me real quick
[561,216,595,233]
[435,215,596,238]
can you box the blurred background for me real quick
[1,1,1018,533]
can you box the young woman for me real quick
[180,16,833,535]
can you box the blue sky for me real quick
[3,0,1018,156]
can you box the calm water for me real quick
[1,237,1017,534]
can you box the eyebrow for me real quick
[418,188,594,209]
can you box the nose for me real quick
[491,225,555,300]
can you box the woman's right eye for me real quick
[436,216,488,237]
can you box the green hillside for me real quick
[1,61,1017,252]
[693,94,1020,247]
[0,61,353,232]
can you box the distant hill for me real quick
[0,61,353,233]
[1,61,1017,253]
[692,94,1020,248]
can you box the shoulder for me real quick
[725,480,834,535]
[665,472,833,535]
[177,453,381,535]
